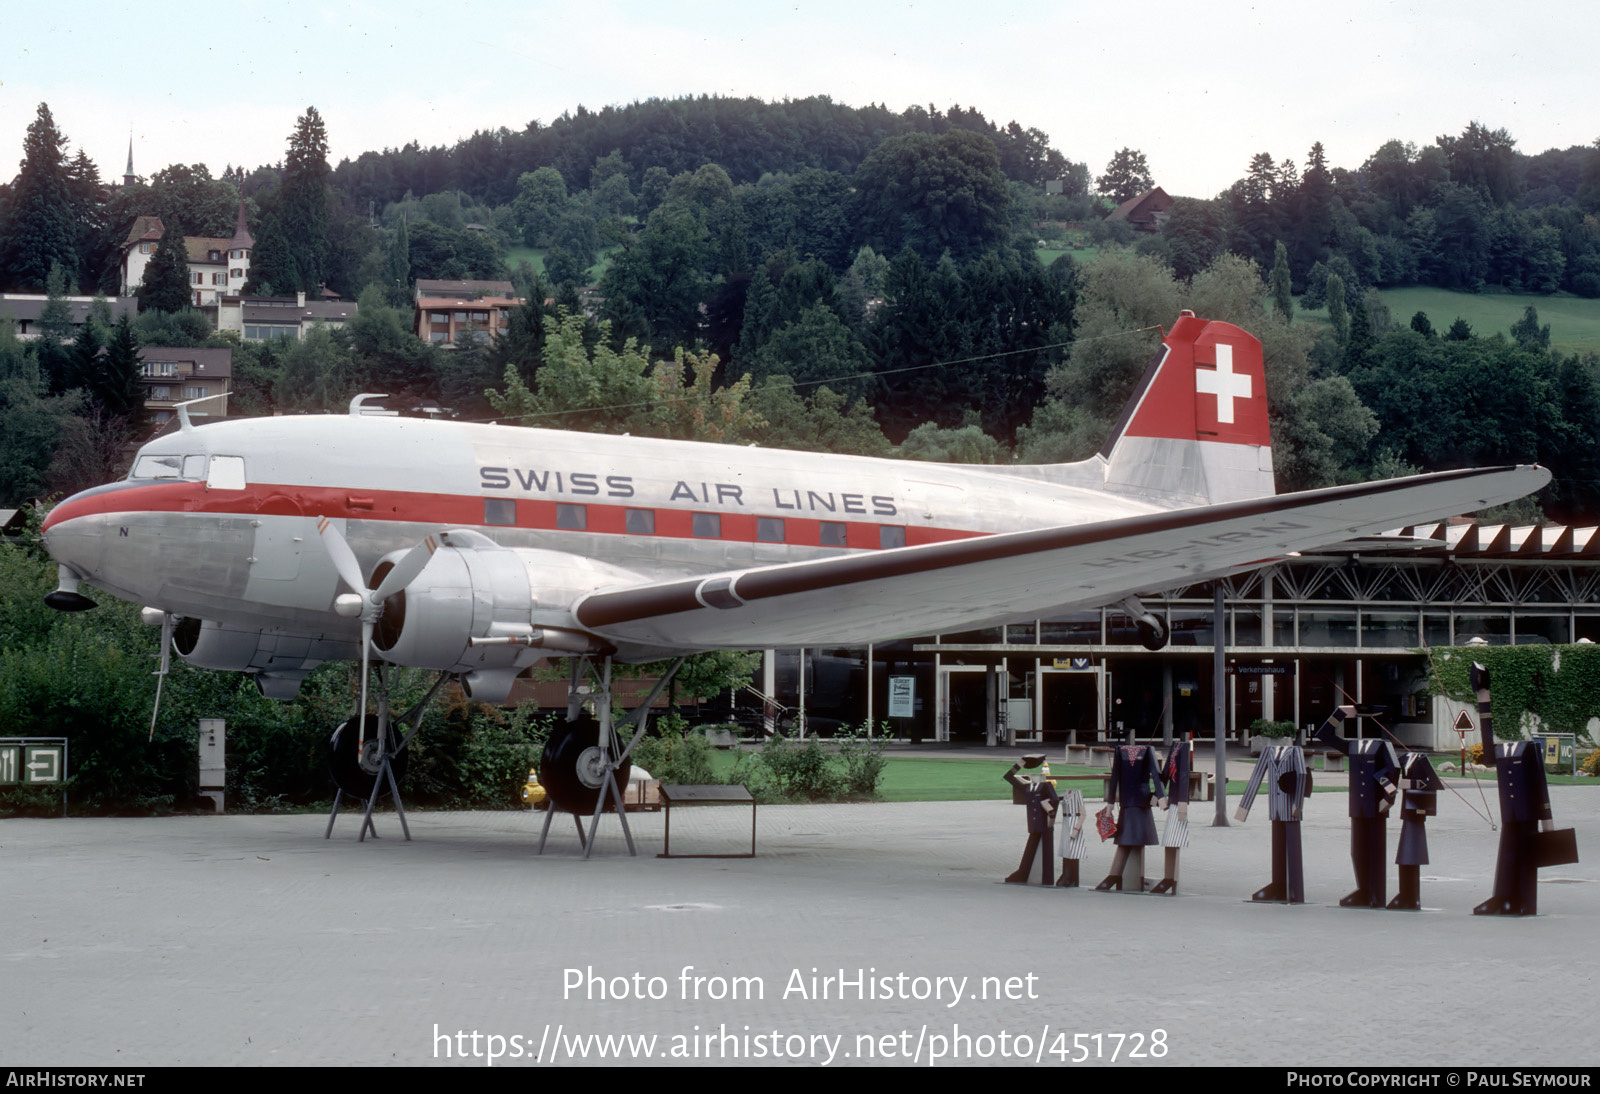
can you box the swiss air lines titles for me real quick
[479,466,898,516]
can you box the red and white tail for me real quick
[1099,311,1274,506]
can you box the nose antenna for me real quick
[174,391,232,432]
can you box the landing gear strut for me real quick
[325,667,448,841]
[537,654,685,857]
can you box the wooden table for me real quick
[658,784,757,859]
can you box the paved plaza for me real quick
[3,776,1596,1067]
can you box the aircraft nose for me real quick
[40,482,141,609]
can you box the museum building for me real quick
[769,519,1600,749]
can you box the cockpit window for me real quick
[132,454,184,479]
[206,456,246,491]
[182,455,208,479]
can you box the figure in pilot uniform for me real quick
[1055,784,1088,888]
[1095,729,1164,892]
[1314,705,1400,908]
[1236,741,1311,903]
[1471,664,1566,916]
[1150,737,1193,895]
[1004,755,1060,885]
[1390,750,1444,910]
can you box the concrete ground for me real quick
[3,776,1596,1068]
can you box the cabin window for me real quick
[484,498,516,526]
[626,508,655,534]
[879,525,906,549]
[692,512,721,538]
[820,521,848,547]
[206,456,246,491]
[556,504,587,530]
[757,517,785,543]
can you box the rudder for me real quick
[1100,311,1274,506]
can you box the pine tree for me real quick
[279,107,331,292]
[1269,241,1294,321]
[1325,273,1349,346]
[388,215,410,291]
[98,312,146,420]
[243,214,294,297]
[0,104,79,290]
[137,226,193,314]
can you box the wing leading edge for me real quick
[570,465,1549,652]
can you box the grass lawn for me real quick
[697,749,1100,803]
[1376,286,1600,357]
[501,244,621,287]
[1036,243,1107,267]
[502,244,545,273]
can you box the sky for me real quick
[3,0,1597,200]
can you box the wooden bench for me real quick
[658,784,756,859]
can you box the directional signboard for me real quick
[0,738,67,785]
[24,745,62,783]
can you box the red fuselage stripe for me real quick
[43,481,988,549]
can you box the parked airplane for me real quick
[41,312,1546,814]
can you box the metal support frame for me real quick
[537,654,686,858]
[326,669,449,841]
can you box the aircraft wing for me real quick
[571,465,1547,651]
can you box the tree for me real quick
[852,131,1012,262]
[511,167,567,247]
[1510,305,1551,351]
[137,225,193,314]
[1161,198,1227,280]
[746,303,873,401]
[147,164,240,238]
[1096,148,1153,204]
[599,206,711,348]
[96,313,146,420]
[743,377,891,456]
[1269,241,1294,321]
[388,215,411,293]
[899,419,1006,463]
[1324,273,1349,346]
[485,311,762,442]
[0,104,79,291]
[0,321,80,505]
[1044,250,1180,426]
[277,107,331,291]
[1437,121,1521,205]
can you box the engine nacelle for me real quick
[171,618,330,695]
[370,534,635,683]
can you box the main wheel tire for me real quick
[540,713,631,814]
[329,714,409,798]
[1137,616,1169,651]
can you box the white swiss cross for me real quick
[1194,342,1252,424]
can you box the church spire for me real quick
[124,135,135,187]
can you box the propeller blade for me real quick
[316,516,367,597]
[373,534,438,602]
[358,618,373,747]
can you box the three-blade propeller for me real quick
[317,516,438,745]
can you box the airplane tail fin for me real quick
[1097,311,1274,506]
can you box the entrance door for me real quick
[1038,664,1105,744]
[937,667,990,742]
